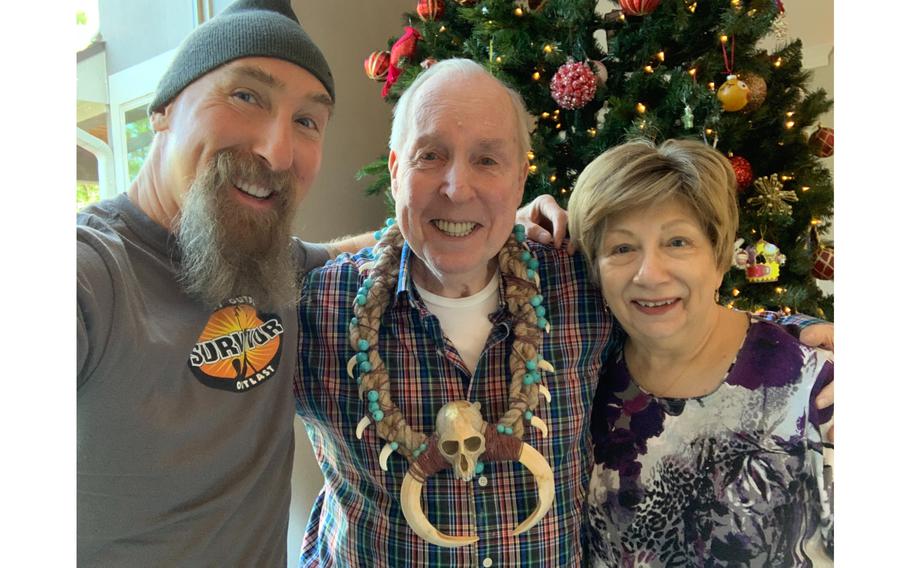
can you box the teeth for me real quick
[637,299,676,308]
[433,219,477,237]
[235,180,274,199]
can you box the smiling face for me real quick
[596,197,726,346]
[388,71,528,297]
[150,56,333,228]
[148,57,333,309]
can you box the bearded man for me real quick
[76,1,358,564]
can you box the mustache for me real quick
[209,149,295,199]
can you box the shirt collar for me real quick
[393,242,508,319]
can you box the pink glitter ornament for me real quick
[549,61,597,110]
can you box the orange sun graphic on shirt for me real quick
[187,299,284,392]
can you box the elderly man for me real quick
[296,57,612,567]
[76,0,365,564]
[295,58,833,567]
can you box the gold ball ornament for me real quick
[717,74,749,112]
[740,73,767,112]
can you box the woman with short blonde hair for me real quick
[569,139,833,566]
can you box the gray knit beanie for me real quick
[149,0,334,114]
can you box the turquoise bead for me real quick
[357,339,369,352]
[355,294,367,306]
[419,442,428,451]
[390,441,399,450]
[520,251,531,262]
[373,230,383,240]
[386,218,395,227]
[523,374,534,385]
[367,390,379,402]
[372,410,385,421]
[475,462,485,474]
[525,359,538,371]
[515,232,527,243]
[363,278,374,289]
[537,317,548,329]
[528,258,539,270]
[535,305,546,317]
[530,295,542,307]
[525,410,533,420]
[368,401,379,412]
[356,352,368,363]
[504,427,513,435]
[359,361,373,373]
[513,224,525,234]
[527,268,536,279]
[351,316,359,326]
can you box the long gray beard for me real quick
[176,150,300,312]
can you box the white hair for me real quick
[388,58,531,158]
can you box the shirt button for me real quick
[477,476,488,487]
[482,558,493,567]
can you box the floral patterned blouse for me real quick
[587,318,833,567]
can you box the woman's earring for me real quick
[714,289,720,303]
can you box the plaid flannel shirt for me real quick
[294,241,613,567]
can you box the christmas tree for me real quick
[358,0,834,319]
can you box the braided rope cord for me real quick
[348,223,548,463]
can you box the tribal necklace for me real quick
[345,221,556,547]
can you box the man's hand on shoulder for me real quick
[516,195,575,253]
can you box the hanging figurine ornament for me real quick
[740,73,767,112]
[364,50,391,81]
[348,222,556,548]
[808,126,834,158]
[416,0,445,22]
[682,104,694,129]
[748,174,798,216]
[382,26,422,98]
[717,35,749,112]
[733,238,787,283]
[619,0,661,16]
[727,155,753,190]
[550,59,598,110]
[589,59,609,87]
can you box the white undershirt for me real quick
[413,273,501,375]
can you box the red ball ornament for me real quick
[728,155,753,190]
[417,0,445,22]
[809,126,834,158]
[550,61,597,110]
[364,50,391,81]
[619,0,661,16]
[812,246,834,280]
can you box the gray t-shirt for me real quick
[77,194,328,566]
